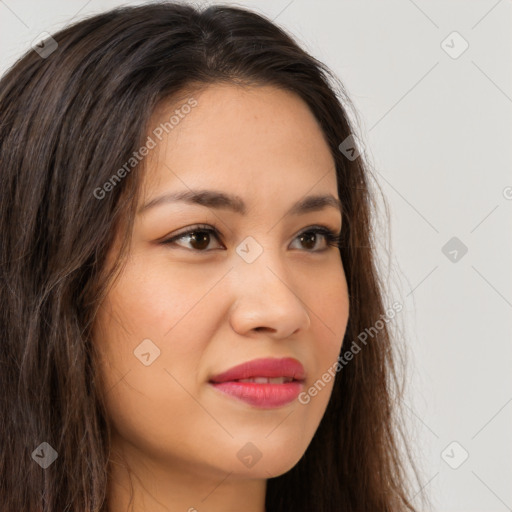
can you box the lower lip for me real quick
[209,381,303,408]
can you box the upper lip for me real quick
[209,357,306,383]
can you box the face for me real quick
[94,83,349,483]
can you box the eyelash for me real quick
[160,224,343,253]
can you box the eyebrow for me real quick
[138,189,343,217]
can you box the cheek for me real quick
[92,255,222,443]
[100,252,217,349]
[260,266,346,419]
[314,261,350,353]
[305,263,349,402]
[93,288,214,467]
[93,260,205,390]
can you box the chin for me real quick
[220,443,307,480]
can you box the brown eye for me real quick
[290,227,342,252]
[298,231,318,250]
[161,226,223,252]
[183,231,212,251]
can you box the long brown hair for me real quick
[0,3,424,511]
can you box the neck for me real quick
[106,437,267,512]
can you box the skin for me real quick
[93,83,350,512]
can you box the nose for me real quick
[227,253,311,339]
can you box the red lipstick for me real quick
[209,357,306,409]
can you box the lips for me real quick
[208,357,306,408]
[209,357,306,383]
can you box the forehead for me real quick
[141,83,338,204]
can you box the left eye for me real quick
[160,225,343,253]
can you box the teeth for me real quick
[237,377,294,384]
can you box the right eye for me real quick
[160,224,224,252]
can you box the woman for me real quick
[0,3,422,511]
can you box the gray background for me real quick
[1,1,510,510]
